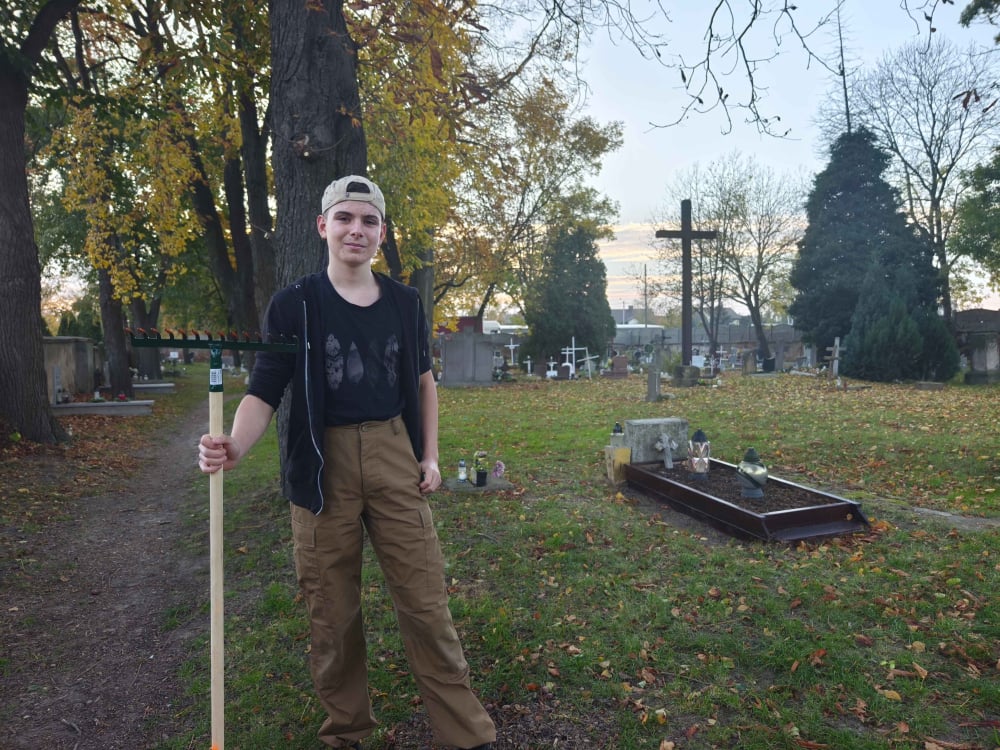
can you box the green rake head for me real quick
[127,328,299,391]
[126,327,299,353]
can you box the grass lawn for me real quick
[44,370,1000,749]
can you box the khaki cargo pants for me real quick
[290,417,496,749]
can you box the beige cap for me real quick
[320,175,385,218]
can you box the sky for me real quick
[577,1,1000,309]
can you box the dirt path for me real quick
[1,402,208,749]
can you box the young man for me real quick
[197,175,496,749]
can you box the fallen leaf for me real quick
[809,648,827,666]
[878,688,902,701]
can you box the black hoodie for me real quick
[247,271,429,514]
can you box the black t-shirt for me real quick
[320,279,404,425]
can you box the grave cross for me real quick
[504,337,519,366]
[656,199,718,366]
[825,336,846,380]
[560,336,587,378]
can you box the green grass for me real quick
[154,374,999,749]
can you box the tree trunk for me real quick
[269,0,368,456]
[223,153,260,370]
[382,219,403,280]
[0,67,66,442]
[129,297,162,380]
[410,252,435,337]
[0,0,82,442]
[98,268,133,400]
[269,0,367,288]
[238,88,275,320]
[750,308,773,361]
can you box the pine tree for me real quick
[523,223,617,367]
[791,128,958,381]
[789,129,912,355]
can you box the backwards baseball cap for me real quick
[320,175,386,218]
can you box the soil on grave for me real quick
[645,461,837,513]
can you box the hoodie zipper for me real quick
[300,292,325,513]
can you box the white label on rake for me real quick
[210,368,223,386]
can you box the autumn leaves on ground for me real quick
[1,371,998,749]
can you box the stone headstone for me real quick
[624,418,689,464]
[441,330,497,384]
[673,365,701,388]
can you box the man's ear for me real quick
[316,213,327,238]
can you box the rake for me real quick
[128,328,299,750]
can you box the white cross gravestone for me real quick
[560,336,587,379]
[504,337,519,366]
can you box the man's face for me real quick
[317,200,386,268]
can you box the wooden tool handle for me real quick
[209,389,224,750]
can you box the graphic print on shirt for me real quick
[346,341,364,385]
[325,331,400,393]
[325,334,344,390]
[384,336,399,388]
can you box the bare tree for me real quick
[652,162,736,356]
[722,158,803,359]
[848,37,1000,322]
[653,153,802,359]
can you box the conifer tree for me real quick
[790,128,958,382]
[523,222,616,368]
[789,129,910,355]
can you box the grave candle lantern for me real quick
[688,428,711,479]
[737,447,768,500]
[473,450,489,487]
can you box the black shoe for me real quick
[463,745,493,750]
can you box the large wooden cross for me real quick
[655,199,718,366]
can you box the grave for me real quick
[602,355,629,379]
[622,418,689,463]
[624,459,870,542]
[52,399,154,416]
[440,328,499,384]
[609,417,871,542]
[43,336,100,403]
[673,365,701,388]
